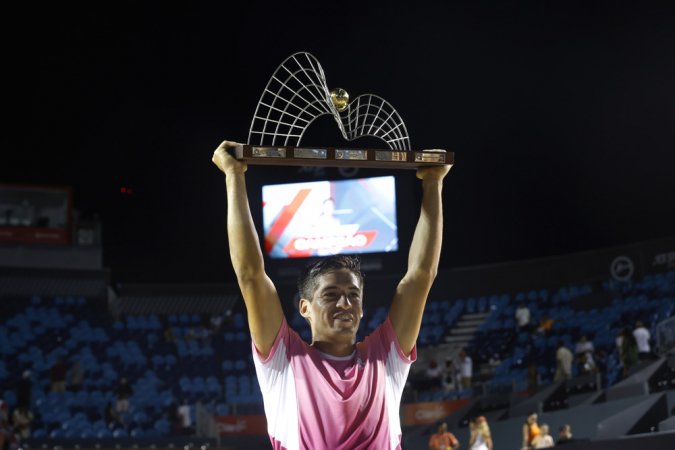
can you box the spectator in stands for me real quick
[168,402,181,435]
[178,399,192,436]
[620,329,639,377]
[15,371,32,409]
[579,352,595,375]
[429,422,460,450]
[69,359,84,393]
[210,314,224,333]
[633,320,651,361]
[458,350,473,391]
[554,341,573,381]
[425,360,443,390]
[537,314,555,337]
[574,335,594,359]
[522,412,540,450]
[185,326,197,342]
[11,405,33,438]
[105,402,124,430]
[531,423,554,448]
[557,424,575,445]
[469,416,492,450]
[527,361,539,389]
[50,357,66,394]
[164,326,176,343]
[442,358,457,393]
[515,302,531,333]
[594,349,607,375]
[114,378,133,413]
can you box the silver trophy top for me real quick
[248,52,411,151]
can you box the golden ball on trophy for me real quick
[330,88,349,112]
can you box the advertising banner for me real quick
[404,399,472,425]
[216,415,267,436]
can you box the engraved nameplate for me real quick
[415,152,445,163]
[375,151,407,162]
[252,147,286,158]
[294,148,327,159]
[335,150,367,160]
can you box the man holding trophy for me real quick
[212,137,450,449]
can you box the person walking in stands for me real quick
[104,402,124,430]
[620,329,639,377]
[516,302,531,333]
[537,313,555,337]
[50,358,66,393]
[554,341,573,381]
[522,412,541,450]
[114,378,133,413]
[633,320,651,361]
[429,422,460,450]
[531,423,554,448]
[469,416,492,450]
[11,404,34,438]
[69,359,84,392]
[212,140,451,449]
[574,335,594,359]
[557,424,576,445]
[458,350,473,391]
[178,399,192,436]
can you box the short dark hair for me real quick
[297,255,365,301]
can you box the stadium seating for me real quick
[1,269,673,440]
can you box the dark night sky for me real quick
[5,2,675,285]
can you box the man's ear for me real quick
[299,298,311,319]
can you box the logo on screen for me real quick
[262,177,398,259]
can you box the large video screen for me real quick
[262,176,398,258]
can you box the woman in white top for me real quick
[469,416,492,450]
[531,423,554,448]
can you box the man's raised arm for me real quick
[212,140,283,359]
[389,157,451,356]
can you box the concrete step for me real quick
[461,313,490,320]
[443,336,472,344]
[455,319,484,328]
[450,326,478,335]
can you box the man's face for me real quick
[300,268,363,342]
[437,423,447,434]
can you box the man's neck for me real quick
[312,339,356,358]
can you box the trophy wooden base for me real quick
[229,145,453,170]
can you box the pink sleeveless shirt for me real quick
[253,316,416,450]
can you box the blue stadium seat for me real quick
[216,404,229,416]
[113,428,128,438]
[233,314,245,329]
[466,298,476,313]
[222,360,234,372]
[477,296,488,312]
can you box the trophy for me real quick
[229,52,453,170]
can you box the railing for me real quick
[196,402,221,447]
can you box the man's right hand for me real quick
[212,140,247,175]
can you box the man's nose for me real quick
[336,295,352,308]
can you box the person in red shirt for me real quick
[429,422,460,450]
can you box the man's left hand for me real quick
[416,149,452,181]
